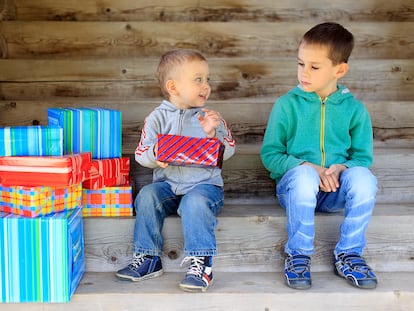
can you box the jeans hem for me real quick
[184,249,217,257]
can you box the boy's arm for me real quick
[343,107,374,168]
[215,116,236,161]
[134,114,160,169]
[260,101,304,180]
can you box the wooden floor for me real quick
[3,272,414,311]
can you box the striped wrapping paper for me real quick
[0,208,85,303]
[48,107,122,159]
[82,157,130,189]
[0,184,82,218]
[157,134,225,168]
[0,152,92,187]
[0,126,63,157]
[82,186,133,217]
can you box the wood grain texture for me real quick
[82,204,414,273]
[7,0,414,22]
[1,100,414,150]
[1,21,413,59]
[0,59,412,101]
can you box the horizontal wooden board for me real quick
[1,21,413,59]
[1,100,414,150]
[0,59,412,102]
[82,204,414,273]
[129,148,414,204]
[2,0,413,22]
[1,271,413,311]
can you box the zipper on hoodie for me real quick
[173,109,186,193]
[320,97,327,167]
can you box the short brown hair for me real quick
[300,22,354,65]
[156,49,207,98]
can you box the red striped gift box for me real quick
[82,157,130,189]
[0,152,92,187]
[156,134,224,168]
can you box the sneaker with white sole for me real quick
[116,253,163,282]
[334,253,377,289]
[179,256,213,292]
[284,253,312,290]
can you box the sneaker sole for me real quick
[179,280,213,293]
[115,269,164,282]
[285,276,311,290]
[334,268,377,289]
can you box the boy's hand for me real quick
[156,160,169,168]
[303,162,346,192]
[153,142,169,168]
[320,164,347,192]
[198,108,220,138]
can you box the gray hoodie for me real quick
[135,100,236,195]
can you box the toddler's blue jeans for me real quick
[133,181,224,257]
[276,165,377,256]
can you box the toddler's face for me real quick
[297,43,344,98]
[169,60,211,109]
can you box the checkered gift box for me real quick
[0,184,82,218]
[82,186,133,217]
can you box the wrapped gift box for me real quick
[0,125,63,157]
[82,186,133,217]
[157,134,225,168]
[0,184,82,218]
[0,152,92,187]
[82,157,130,189]
[48,107,122,159]
[0,208,85,303]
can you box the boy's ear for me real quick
[335,63,349,79]
[165,79,177,96]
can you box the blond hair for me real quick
[157,49,207,98]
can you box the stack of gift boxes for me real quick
[0,107,132,303]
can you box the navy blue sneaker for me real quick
[116,253,163,282]
[179,256,213,292]
[334,253,377,289]
[284,253,312,290]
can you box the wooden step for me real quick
[83,203,414,273]
[2,271,413,311]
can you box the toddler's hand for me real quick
[198,108,220,138]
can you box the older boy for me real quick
[261,22,378,290]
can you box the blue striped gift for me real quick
[47,107,122,159]
[0,208,85,303]
[0,126,63,156]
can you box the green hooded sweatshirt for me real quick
[260,85,374,183]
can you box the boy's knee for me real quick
[343,167,378,194]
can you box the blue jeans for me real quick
[133,181,224,257]
[276,165,377,257]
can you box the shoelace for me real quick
[181,256,204,277]
[286,254,311,273]
[130,253,146,269]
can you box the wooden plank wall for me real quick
[0,0,413,202]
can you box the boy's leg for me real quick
[133,181,180,256]
[277,165,319,255]
[177,184,224,292]
[320,167,378,289]
[276,165,320,289]
[116,181,179,282]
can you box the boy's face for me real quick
[297,42,348,98]
[167,60,211,109]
